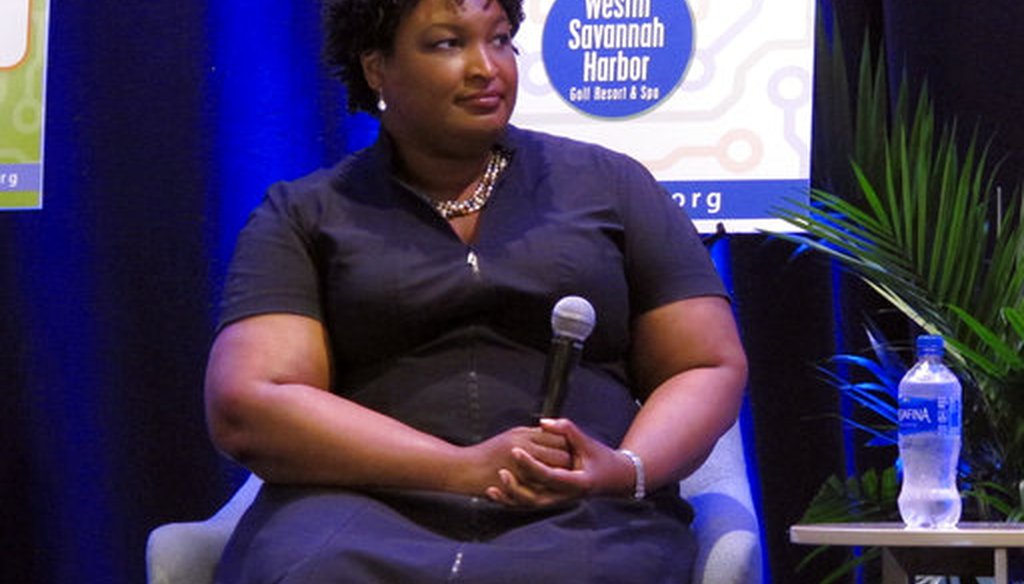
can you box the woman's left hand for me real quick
[485,418,634,507]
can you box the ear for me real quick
[361,50,385,93]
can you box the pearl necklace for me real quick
[430,149,510,219]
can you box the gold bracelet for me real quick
[617,448,646,500]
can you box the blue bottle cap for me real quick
[916,334,944,356]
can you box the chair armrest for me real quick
[146,474,264,584]
[678,421,762,584]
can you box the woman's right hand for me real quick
[457,426,572,496]
[482,418,636,507]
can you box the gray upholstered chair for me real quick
[146,421,761,584]
[678,420,762,584]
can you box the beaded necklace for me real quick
[426,148,510,220]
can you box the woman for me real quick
[205,0,748,580]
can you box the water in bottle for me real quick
[897,335,962,528]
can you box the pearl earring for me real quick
[377,93,387,112]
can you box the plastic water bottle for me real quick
[897,335,962,528]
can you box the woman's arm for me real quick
[620,295,748,489]
[205,313,569,494]
[486,295,747,505]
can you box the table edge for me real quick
[790,522,1024,548]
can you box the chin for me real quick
[456,115,510,141]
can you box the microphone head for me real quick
[551,296,596,342]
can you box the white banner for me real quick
[1,0,49,210]
[512,0,816,233]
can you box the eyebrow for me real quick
[420,11,511,33]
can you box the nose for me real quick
[466,43,499,81]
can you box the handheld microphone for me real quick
[537,296,596,421]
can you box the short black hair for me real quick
[323,0,525,114]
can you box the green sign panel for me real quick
[1,0,49,210]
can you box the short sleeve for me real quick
[616,158,727,314]
[216,182,323,331]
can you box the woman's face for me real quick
[362,0,518,155]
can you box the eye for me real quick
[431,37,461,50]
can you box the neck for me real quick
[383,126,504,201]
[395,145,495,202]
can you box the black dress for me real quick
[214,126,727,583]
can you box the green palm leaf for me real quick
[781,16,1024,521]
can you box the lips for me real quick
[458,90,504,111]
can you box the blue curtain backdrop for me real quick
[2,1,1022,582]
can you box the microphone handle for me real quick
[537,336,582,422]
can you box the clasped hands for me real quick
[470,418,635,508]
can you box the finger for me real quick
[510,448,590,498]
[530,427,570,450]
[516,436,601,497]
[497,468,543,507]
[502,462,582,507]
[527,442,572,469]
[486,484,515,506]
[509,447,555,485]
[539,418,593,458]
[526,426,572,468]
[513,446,570,478]
[539,417,580,436]
[484,470,523,506]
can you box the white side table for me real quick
[790,522,1024,584]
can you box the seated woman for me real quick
[204,0,748,580]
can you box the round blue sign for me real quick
[541,0,694,118]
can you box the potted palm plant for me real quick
[774,20,1024,582]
